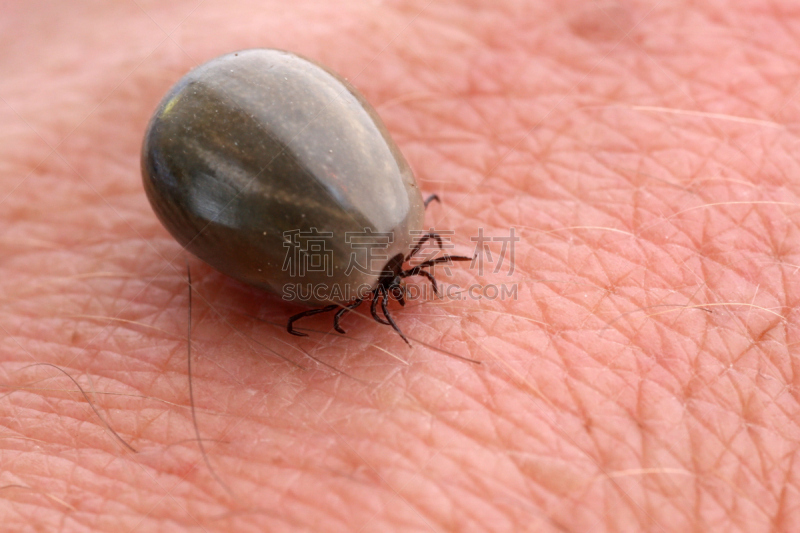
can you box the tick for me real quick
[141,49,469,344]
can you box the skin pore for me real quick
[2,1,800,531]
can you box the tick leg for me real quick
[423,194,440,208]
[333,298,364,334]
[287,304,338,336]
[388,285,407,307]
[408,194,442,260]
[413,254,473,270]
[408,231,444,260]
[371,289,391,325]
[381,292,411,346]
[401,266,438,296]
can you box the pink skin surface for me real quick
[2,1,800,531]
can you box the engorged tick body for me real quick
[141,49,468,343]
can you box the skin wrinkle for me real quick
[588,188,788,528]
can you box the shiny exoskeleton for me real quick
[141,49,468,343]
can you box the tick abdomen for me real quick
[142,49,424,305]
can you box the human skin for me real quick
[2,0,800,531]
